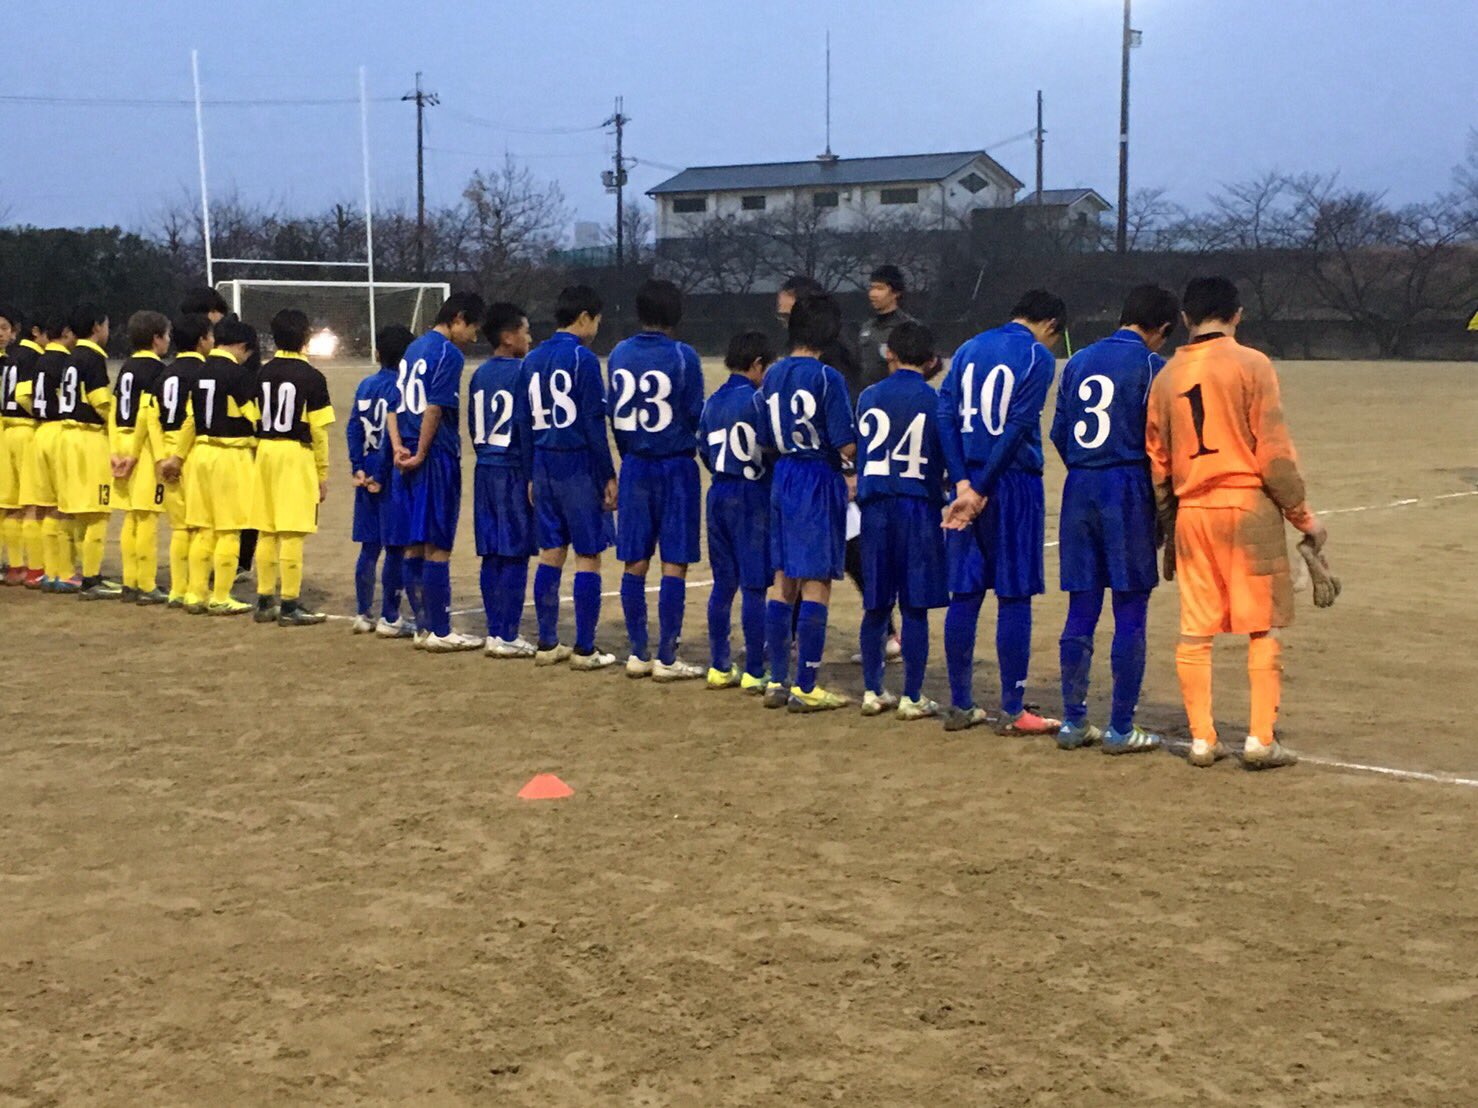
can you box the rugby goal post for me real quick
[215,279,450,359]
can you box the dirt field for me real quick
[2,357,1476,1106]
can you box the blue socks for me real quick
[708,573,735,672]
[658,576,684,665]
[900,606,929,701]
[741,587,767,679]
[945,592,983,709]
[1060,590,1104,727]
[860,607,889,695]
[1110,590,1150,733]
[573,571,601,653]
[423,560,452,638]
[354,541,381,616]
[795,600,828,694]
[765,598,792,686]
[480,556,500,638]
[500,558,528,642]
[533,562,562,648]
[381,546,404,623]
[621,572,649,660]
[403,554,425,628]
[997,597,1032,716]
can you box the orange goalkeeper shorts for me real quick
[1174,490,1293,637]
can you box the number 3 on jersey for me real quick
[398,358,428,414]
[1072,374,1115,450]
[766,389,820,452]
[610,368,672,433]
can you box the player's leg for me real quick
[354,540,382,629]
[1101,588,1160,754]
[479,553,500,640]
[1228,497,1298,769]
[23,507,45,588]
[561,459,614,671]
[1243,630,1296,768]
[704,484,740,685]
[617,457,655,672]
[1055,468,1104,746]
[76,512,114,599]
[421,451,476,651]
[377,545,406,633]
[788,575,848,711]
[620,555,652,672]
[209,530,248,613]
[1058,590,1105,746]
[187,527,215,613]
[895,606,938,720]
[3,510,24,583]
[764,570,800,708]
[483,465,536,657]
[133,511,161,600]
[1174,507,1229,766]
[487,554,533,657]
[276,531,324,625]
[1098,468,1162,754]
[533,544,568,662]
[168,524,192,606]
[782,462,848,712]
[856,500,895,713]
[568,550,612,669]
[991,473,1059,737]
[118,510,139,595]
[254,531,281,621]
[653,456,702,680]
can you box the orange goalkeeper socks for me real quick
[1248,634,1283,745]
[1175,639,1216,744]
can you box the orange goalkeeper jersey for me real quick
[1144,334,1314,529]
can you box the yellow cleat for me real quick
[740,670,771,695]
[207,597,252,617]
[706,664,743,690]
[787,685,851,713]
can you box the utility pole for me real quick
[401,72,439,278]
[1116,0,1138,253]
[602,97,631,274]
[1035,89,1045,205]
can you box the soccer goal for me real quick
[216,279,450,359]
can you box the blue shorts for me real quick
[707,476,772,591]
[1058,465,1159,594]
[946,468,1045,598]
[616,454,701,565]
[770,456,847,581]
[387,448,461,551]
[351,485,394,546]
[533,449,613,557]
[474,464,536,559]
[860,496,949,610]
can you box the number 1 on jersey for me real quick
[1179,383,1219,458]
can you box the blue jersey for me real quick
[521,331,615,485]
[606,331,704,458]
[755,355,856,467]
[938,321,1055,495]
[467,355,533,470]
[395,329,465,458]
[855,368,946,505]
[1050,329,1163,470]
[699,373,767,482]
[347,367,399,484]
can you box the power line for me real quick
[441,106,605,136]
[0,93,400,107]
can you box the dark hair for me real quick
[1119,285,1180,333]
[69,302,108,340]
[126,310,170,351]
[780,274,825,298]
[788,292,842,351]
[554,284,603,327]
[725,330,776,372]
[0,304,19,329]
[482,302,527,346]
[869,264,906,293]
[1009,289,1067,328]
[270,307,310,353]
[43,308,71,340]
[434,291,487,328]
[375,323,415,369]
[886,320,934,367]
[1181,276,1241,326]
[635,279,683,330]
[213,317,254,348]
[180,286,229,316]
[173,313,213,352]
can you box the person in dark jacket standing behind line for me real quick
[857,265,918,395]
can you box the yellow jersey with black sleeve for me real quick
[3,339,43,427]
[150,351,203,525]
[28,344,73,509]
[57,338,118,514]
[180,349,260,532]
[0,345,27,509]
[114,351,166,513]
[250,351,335,534]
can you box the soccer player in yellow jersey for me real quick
[2,314,48,586]
[0,304,29,580]
[55,304,121,600]
[31,311,80,591]
[159,317,260,615]
[249,308,334,626]
[149,313,213,605]
[111,310,172,603]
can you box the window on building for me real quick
[672,196,707,214]
[741,194,766,211]
[812,191,839,209]
[880,187,919,206]
[958,172,988,194]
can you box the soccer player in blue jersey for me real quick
[468,301,537,659]
[348,324,414,637]
[756,292,858,712]
[524,285,618,671]
[939,290,1067,735]
[608,279,707,682]
[699,330,775,692]
[1051,285,1179,754]
[855,321,948,721]
[386,291,485,653]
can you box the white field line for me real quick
[1159,740,1478,789]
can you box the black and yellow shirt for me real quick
[257,350,336,480]
[3,338,44,423]
[31,344,72,424]
[171,348,260,456]
[113,351,161,431]
[153,351,202,436]
[61,338,113,432]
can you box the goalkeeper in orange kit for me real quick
[1145,277,1329,770]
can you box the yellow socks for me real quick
[255,532,279,597]
[43,515,74,579]
[1175,639,1216,744]
[211,531,241,604]
[78,513,108,579]
[134,512,159,592]
[188,528,216,601]
[279,534,305,601]
[1247,634,1283,745]
[2,514,22,568]
[119,512,139,588]
[23,515,43,572]
[169,528,192,599]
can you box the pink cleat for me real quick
[997,709,1063,737]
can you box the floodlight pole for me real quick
[360,67,377,346]
[192,49,214,287]
[1035,90,1045,205]
[1116,0,1132,253]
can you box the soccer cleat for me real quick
[1242,736,1299,770]
[997,709,1063,737]
[234,567,254,585]
[351,614,376,634]
[4,566,27,586]
[885,635,902,662]
[52,575,82,595]
[570,648,617,672]
[376,616,416,639]
[653,658,705,682]
[860,690,899,717]
[207,597,252,616]
[413,628,431,650]
[740,670,771,695]
[184,598,208,615]
[1187,738,1228,768]
[1102,725,1163,756]
[424,631,484,653]
[625,654,654,679]
[24,569,45,589]
[706,664,743,690]
[278,605,328,627]
[787,685,851,713]
[1056,720,1103,751]
[896,695,941,722]
[253,598,279,624]
[78,579,123,601]
[943,705,990,732]
[762,682,789,709]
[118,585,140,603]
[135,587,170,607]
[534,643,573,667]
[485,635,537,659]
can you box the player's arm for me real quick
[682,345,705,440]
[160,395,196,480]
[1049,356,1074,462]
[345,389,367,484]
[1249,356,1321,543]
[515,364,535,477]
[935,359,968,488]
[403,405,440,471]
[307,374,335,496]
[1143,375,1178,577]
[580,349,617,491]
[14,375,33,414]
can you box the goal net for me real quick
[216,280,451,360]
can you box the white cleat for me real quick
[351,614,375,634]
[377,616,416,639]
[534,643,573,667]
[1242,735,1299,770]
[625,654,654,679]
[424,631,484,653]
[860,690,900,717]
[884,635,902,662]
[485,635,537,659]
[896,695,941,722]
[653,657,705,682]
[570,649,617,672]
[1187,738,1229,768]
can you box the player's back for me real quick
[114,353,161,436]
[154,354,202,435]
[700,374,767,484]
[32,347,71,424]
[256,353,331,446]
[1053,330,1162,470]
[758,355,855,466]
[606,331,703,458]
[467,356,529,467]
[856,369,944,504]
[2,341,40,422]
[190,351,257,440]
[523,331,603,454]
[396,329,464,457]
[941,321,1053,474]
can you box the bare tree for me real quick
[456,156,572,303]
[752,197,852,290]
[602,201,655,266]
[1122,187,1189,251]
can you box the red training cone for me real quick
[518,774,574,800]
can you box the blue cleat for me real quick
[1056,720,1103,750]
[1102,724,1163,755]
